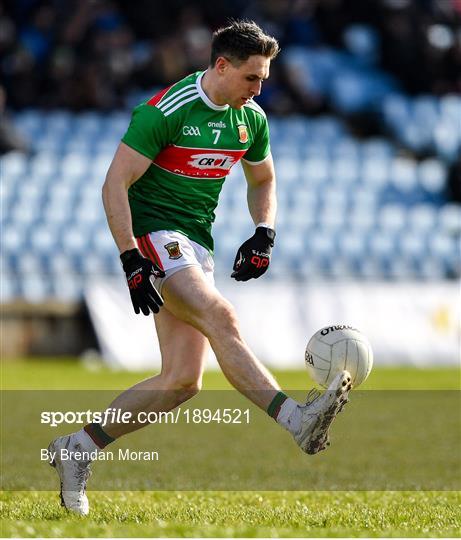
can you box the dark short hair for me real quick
[210,20,280,66]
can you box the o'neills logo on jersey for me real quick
[188,153,235,170]
[153,145,247,178]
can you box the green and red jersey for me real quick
[122,71,271,252]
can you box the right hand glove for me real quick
[120,248,165,316]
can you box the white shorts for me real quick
[136,230,215,293]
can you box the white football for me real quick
[305,325,373,388]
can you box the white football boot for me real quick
[48,435,91,515]
[294,370,352,454]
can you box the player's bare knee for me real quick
[162,372,202,400]
[217,301,240,335]
[202,297,239,338]
[173,381,201,403]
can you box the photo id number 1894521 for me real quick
[183,408,250,424]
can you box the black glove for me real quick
[231,226,276,281]
[121,248,165,315]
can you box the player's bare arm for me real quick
[242,154,277,227]
[231,156,277,281]
[102,142,152,253]
[102,142,165,315]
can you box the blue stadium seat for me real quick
[313,117,346,143]
[360,156,389,189]
[302,157,329,184]
[80,253,110,275]
[382,94,411,131]
[418,159,446,196]
[354,188,379,212]
[367,231,396,269]
[330,157,360,184]
[30,225,56,254]
[64,137,95,154]
[438,204,461,233]
[361,138,394,159]
[276,157,301,184]
[340,230,366,255]
[1,151,28,178]
[42,198,75,227]
[2,225,27,255]
[15,252,44,275]
[358,256,388,279]
[429,233,457,262]
[418,258,447,280]
[35,132,68,153]
[92,228,119,256]
[388,257,417,280]
[91,153,113,177]
[301,142,330,160]
[13,110,43,141]
[21,274,51,303]
[378,204,407,232]
[401,122,431,153]
[59,152,90,178]
[50,275,83,302]
[389,157,418,192]
[343,24,379,66]
[329,256,360,278]
[44,110,73,128]
[305,230,336,264]
[48,253,76,275]
[74,112,103,136]
[107,111,131,133]
[408,204,437,233]
[412,96,439,127]
[273,227,305,259]
[61,228,93,255]
[440,94,461,118]
[1,274,20,302]
[10,200,39,227]
[399,233,427,261]
[348,205,376,231]
[319,208,348,231]
[433,117,461,162]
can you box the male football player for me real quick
[48,20,351,515]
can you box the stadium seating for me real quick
[1,110,460,302]
[381,94,461,162]
[282,46,400,114]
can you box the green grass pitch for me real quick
[1,360,460,538]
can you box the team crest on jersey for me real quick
[164,241,183,259]
[237,124,248,144]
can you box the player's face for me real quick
[220,55,270,109]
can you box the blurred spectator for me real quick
[447,157,461,203]
[0,85,29,154]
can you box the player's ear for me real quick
[215,56,230,74]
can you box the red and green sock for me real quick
[267,392,301,433]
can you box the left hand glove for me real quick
[231,226,276,281]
